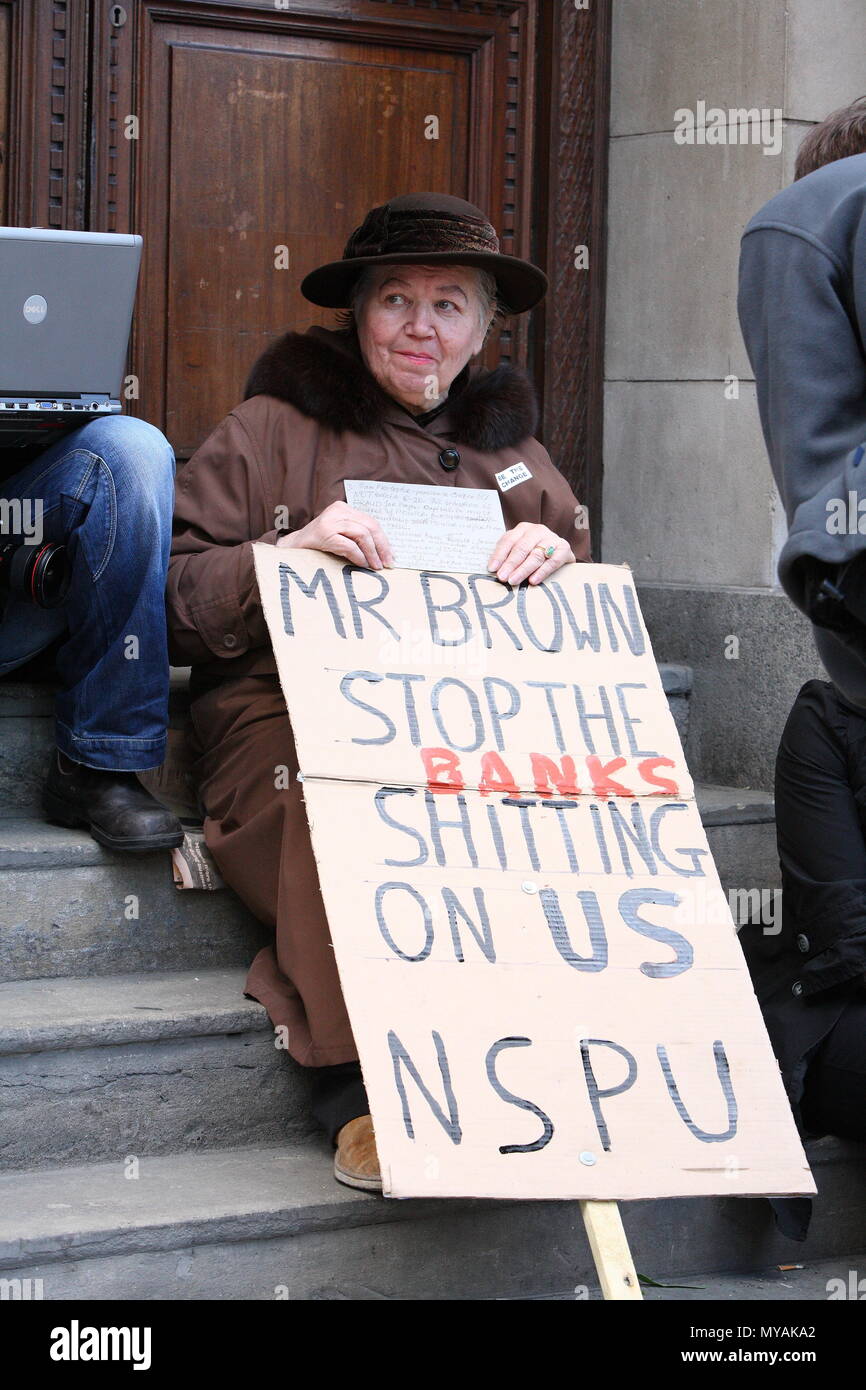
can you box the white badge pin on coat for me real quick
[495,461,532,493]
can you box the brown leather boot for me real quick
[334,1114,383,1192]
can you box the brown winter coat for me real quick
[166,326,591,1065]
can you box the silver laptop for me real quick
[0,227,142,456]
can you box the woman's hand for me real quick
[276,501,394,570]
[487,523,575,586]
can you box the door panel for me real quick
[3,0,88,231]
[1,1,610,517]
[0,4,10,223]
[90,0,536,457]
[150,29,469,451]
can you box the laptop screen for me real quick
[0,228,142,398]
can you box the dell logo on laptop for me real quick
[22,294,48,324]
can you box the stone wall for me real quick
[601,0,866,786]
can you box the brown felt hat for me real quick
[300,192,548,315]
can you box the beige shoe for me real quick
[334,1114,383,1192]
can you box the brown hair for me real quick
[795,95,866,179]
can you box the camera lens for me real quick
[29,543,71,607]
[2,541,70,608]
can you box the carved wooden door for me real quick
[0,0,608,523]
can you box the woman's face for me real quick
[356,264,489,413]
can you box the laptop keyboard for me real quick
[0,400,107,411]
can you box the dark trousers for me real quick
[772,679,866,1139]
[309,1061,368,1145]
[800,994,866,1139]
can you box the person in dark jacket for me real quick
[738,98,866,1240]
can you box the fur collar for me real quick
[242,327,538,451]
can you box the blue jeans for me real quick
[0,416,175,771]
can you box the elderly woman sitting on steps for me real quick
[166,192,592,1191]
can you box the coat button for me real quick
[792,981,803,997]
[796,933,810,953]
[438,448,460,472]
[223,634,238,649]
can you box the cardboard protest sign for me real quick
[253,545,814,1202]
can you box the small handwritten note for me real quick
[344,480,505,573]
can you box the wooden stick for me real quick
[579,1200,643,1300]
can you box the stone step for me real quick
[0,968,314,1171]
[0,664,694,816]
[696,782,779,902]
[0,670,193,819]
[0,680,55,820]
[0,776,769,987]
[0,1134,863,1300]
[660,661,691,742]
[0,820,268,983]
[538,1254,866,1301]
